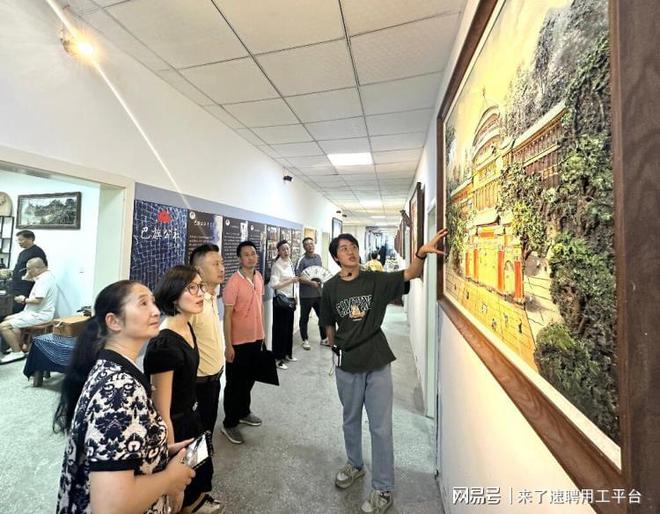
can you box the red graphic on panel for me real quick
[157,210,172,223]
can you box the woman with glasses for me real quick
[144,265,221,514]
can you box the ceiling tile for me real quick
[286,88,362,123]
[255,145,281,158]
[305,117,367,140]
[318,138,370,154]
[376,171,415,180]
[223,98,298,127]
[204,105,245,128]
[375,162,418,173]
[156,70,214,105]
[257,40,356,96]
[361,73,442,115]
[181,58,278,104]
[252,124,312,144]
[296,166,337,176]
[351,15,459,84]
[370,132,427,151]
[342,0,463,35]
[287,155,332,167]
[270,142,323,157]
[366,109,433,136]
[235,128,266,146]
[216,0,344,53]
[81,9,170,70]
[107,0,248,68]
[335,164,375,174]
[373,149,422,164]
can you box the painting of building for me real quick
[444,0,618,440]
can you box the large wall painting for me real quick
[443,0,617,442]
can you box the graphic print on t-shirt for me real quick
[336,295,372,321]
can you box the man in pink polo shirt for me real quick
[221,240,265,444]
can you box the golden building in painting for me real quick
[446,102,566,369]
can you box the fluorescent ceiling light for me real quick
[328,152,373,166]
[371,215,386,219]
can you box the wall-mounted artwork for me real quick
[17,192,81,229]
[409,182,424,260]
[437,0,631,504]
[331,217,343,239]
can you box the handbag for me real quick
[253,342,279,386]
[273,292,296,311]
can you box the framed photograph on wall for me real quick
[17,192,81,229]
[431,0,660,510]
[331,217,343,239]
[409,182,425,261]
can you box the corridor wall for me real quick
[0,0,337,286]
[405,0,598,511]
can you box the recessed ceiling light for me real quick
[327,152,373,166]
[371,215,386,219]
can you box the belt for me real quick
[196,368,223,384]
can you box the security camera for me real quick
[283,174,293,182]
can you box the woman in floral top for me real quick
[54,280,195,513]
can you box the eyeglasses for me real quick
[185,282,208,295]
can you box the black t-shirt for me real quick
[144,328,200,423]
[11,244,47,296]
[320,270,405,372]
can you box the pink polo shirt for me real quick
[222,270,265,345]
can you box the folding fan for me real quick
[300,265,334,284]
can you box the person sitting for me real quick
[366,251,384,272]
[0,257,57,364]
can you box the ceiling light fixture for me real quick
[371,215,386,219]
[60,29,95,60]
[327,152,373,166]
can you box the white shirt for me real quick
[12,270,58,328]
[270,258,296,298]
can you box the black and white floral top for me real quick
[57,350,169,514]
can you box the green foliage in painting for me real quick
[445,198,469,275]
[497,162,548,260]
[535,322,618,438]
[498,11,617,440]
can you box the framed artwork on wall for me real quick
[17,192,81,229]
[434,0,660,511]
[331,217,343,239]
[409,182,425,260]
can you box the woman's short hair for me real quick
[153,265,198,316]
[370,251,379,260]
[276,240,289,251]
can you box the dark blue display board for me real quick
[130,200,188,289]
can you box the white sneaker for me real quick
[277,360,288,370]
[302,340,311,350]
[0,352,26,365]
[361,490,393,513]
[285,355,298,362]
[320,339,330,347]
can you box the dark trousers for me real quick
[299,297,326,341]
[272,304,294,360]
[195,370,223,436]
[172,409,212,506]
[223,341,260,428]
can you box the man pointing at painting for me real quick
[321,228,448,513]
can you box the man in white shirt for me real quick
[190,244,226,436]
[0,257,57,364]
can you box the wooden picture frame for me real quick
[435,1,660,512]
[408,182,425,261]
[17,192,81,229]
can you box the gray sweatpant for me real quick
[335,364,394,491]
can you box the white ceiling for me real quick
[64,0,465,226]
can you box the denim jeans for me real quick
[335,364,394,491]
